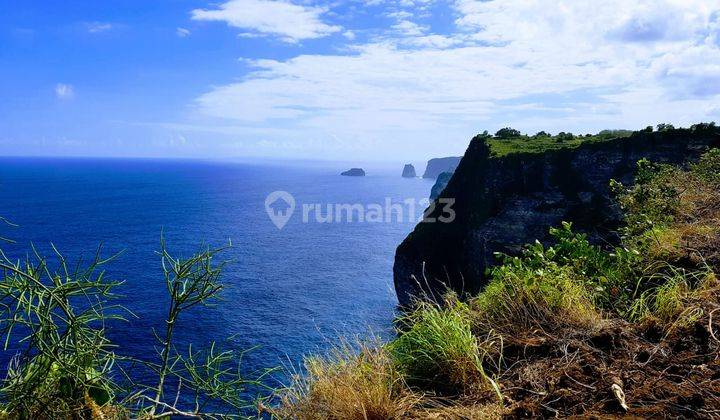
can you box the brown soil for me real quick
[494,311,720,418]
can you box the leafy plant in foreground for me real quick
[0,245,124,418]
[0,237,271,419]
[131,239,273,419]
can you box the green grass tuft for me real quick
[389,297,490,392]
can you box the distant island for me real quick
[340,168,365,176]
[401,164,416,178]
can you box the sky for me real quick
[1,0,719,161]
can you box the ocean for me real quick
[0,157,432,398]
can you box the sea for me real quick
[0,157,433,404]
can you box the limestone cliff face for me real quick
[422,157,461,179]
[394,128,720,306]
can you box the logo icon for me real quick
[265,191,295,230]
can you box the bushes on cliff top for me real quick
[474,222,640,320]
[610,148,720,330]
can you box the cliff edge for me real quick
[422,157,461,179]
[394,126,720,306]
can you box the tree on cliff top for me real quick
[494,127,521,139]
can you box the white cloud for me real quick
[191,0,341,42]
[189,0,720,159]
[55,83,74,100]
[392,20,427,36]
[176,27,191,37]
[85,22,114,33]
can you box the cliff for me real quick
[422,157,461,179]
[402,164,417,178]
[394,126,720,306]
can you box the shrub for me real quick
[0,246,123,418]
[494,127,521,139]
[555,132,574,142]
[691,148,720,185]
[388,298,491,393]
[615,148,720,268]
[473,258,599,332]
[629,269,717,334]
[0,239,269,419]
[612,159,681,237]
[481,223,639,315]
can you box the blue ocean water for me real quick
[0,157,432,395]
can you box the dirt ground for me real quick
[493,311,720,418]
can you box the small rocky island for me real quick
[340,168,365,176]
[401,164,416,178]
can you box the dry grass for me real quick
[631,270,720,337]
[276,341,422,420]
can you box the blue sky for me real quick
[1,0,719,161]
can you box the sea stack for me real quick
[401,164,416,178]
[341,168,365,177]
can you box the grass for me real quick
[388,297,490,392]
[629,269,718,334]
[472,263,599,333]
[276,341,420,420]
[484,123,716,157]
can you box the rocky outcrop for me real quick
[430,172,453,199]
[341,168,365,176]
[402,164,417,178]
[422,157,461,179]
[394,127,720,306]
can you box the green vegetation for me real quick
[0,237,271,419]
[480,126,633,156]
[473,232,601,331]
[278,147,720,418]
[388,298,488,391]
[481,123,716,157]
